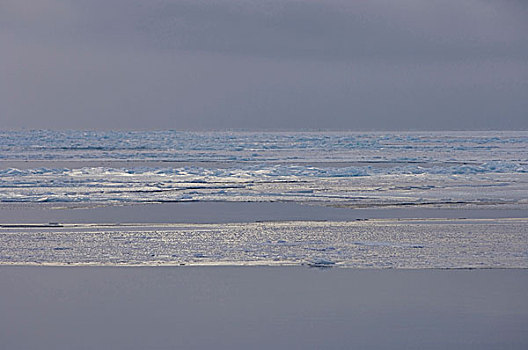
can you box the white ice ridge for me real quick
[0,166,526,206]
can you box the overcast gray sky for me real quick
[1,0,527,130]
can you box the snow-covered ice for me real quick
[1,219,526,268]
[0,131,527,208]
[1,131,527,267]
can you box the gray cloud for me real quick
[1,0,527,130]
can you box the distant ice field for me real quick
[2,130,527,163]
[0,131,527,207]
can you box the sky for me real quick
[1,0,527,130]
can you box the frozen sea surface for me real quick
[1,219,526,268]
[1,131,527,268]
[0,131,527,207]
[2,130,527,163]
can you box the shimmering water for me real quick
[1,220,527,268]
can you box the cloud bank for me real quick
[1,0,527,130]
